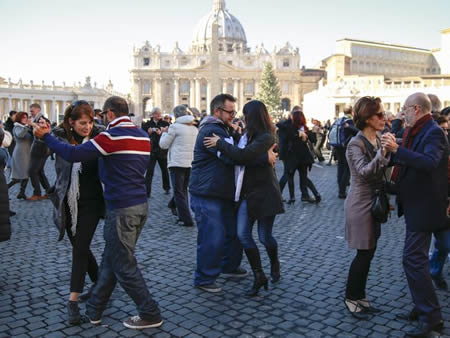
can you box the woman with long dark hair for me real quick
[204,100,284,296]
[279,110,320,204]
[48,101,105,325]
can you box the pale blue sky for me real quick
[1,0,449,93]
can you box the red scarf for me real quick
[391,114,433,182]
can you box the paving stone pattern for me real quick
[0,160,448,337]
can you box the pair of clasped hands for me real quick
[380,132,399,156]
[203,123,278,168]
[31,119,51,139]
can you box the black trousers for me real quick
[169,167,193,225]
[285,164,319,200]
[345,248,376,300]
[278,161,289,194]
[65,205,101,293]
[145,155,170,196]
[403,231,442,325]
[28,155,50,196]
[335,147,350,195]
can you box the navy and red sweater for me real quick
[44,116,150,210]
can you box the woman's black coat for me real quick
[0,130,11,242]
[216,132,284,220]
[277,119,314,171]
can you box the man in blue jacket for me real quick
[189,94,275,293]
[33,97,162,330]
[383,92,447,337]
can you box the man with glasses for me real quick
[33,96,163,330]
[189,94,276,293]
[382,93,447,337]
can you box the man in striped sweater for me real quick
[33,97,162,330]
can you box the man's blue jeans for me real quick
[190,194,243,286]
[236,200,277,249]
[430,229,450,279]
[86,203,161,322]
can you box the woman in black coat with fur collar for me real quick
[204,100,284,297]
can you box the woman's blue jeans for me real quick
[236,199,277,249]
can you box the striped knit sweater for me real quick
[44,116,151,210]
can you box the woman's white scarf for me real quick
[234,133,248,202]
[67,137,89,236]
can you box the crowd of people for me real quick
[0,90,448,337]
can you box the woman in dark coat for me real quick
[204,100,284,296]
[280,110,320,204]
[0,128,11,242]
[344,97,390,319]
[47,101,105,325]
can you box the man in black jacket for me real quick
[383,93,447,337]
[142,107,170,197]
[28,103,50,201]
[335,106,358,199]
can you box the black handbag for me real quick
[359,136,391,224]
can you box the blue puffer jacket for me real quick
[189,116,236,200]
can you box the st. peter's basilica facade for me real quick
[130,0,323,117]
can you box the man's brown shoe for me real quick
[27,195,41,201]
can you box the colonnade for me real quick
[0,97,78,123]
[142,77,259,114]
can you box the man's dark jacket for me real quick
[393,118,449,232]
[142,119,170,158]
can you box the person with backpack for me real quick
[328,106,358,199]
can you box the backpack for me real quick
[328,117,353,148]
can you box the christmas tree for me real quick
[256,62,281,114]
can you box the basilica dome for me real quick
[191,0,247,53]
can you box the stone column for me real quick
[207,81,212,112]
[255,81,259,97]
[173,78,179,108]
[195,79,201,109]
[189,80,195,107]
[51,100,56,123]
[222,79,227,94]
[155,78,162,108]
[41,100,46,117]
[8,97,12,112]
[61,101,66,115]
[233,79,239,110]
[239,80,245,112]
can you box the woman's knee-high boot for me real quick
[244,248,268,297]
[266,246,280,283]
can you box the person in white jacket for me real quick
[159,105,198,226]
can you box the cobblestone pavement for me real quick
[0,159,449,338]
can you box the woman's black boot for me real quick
[266,246,280,283]
[17,179,28,199]
[67,300,81,325]
[244,248,268,297]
